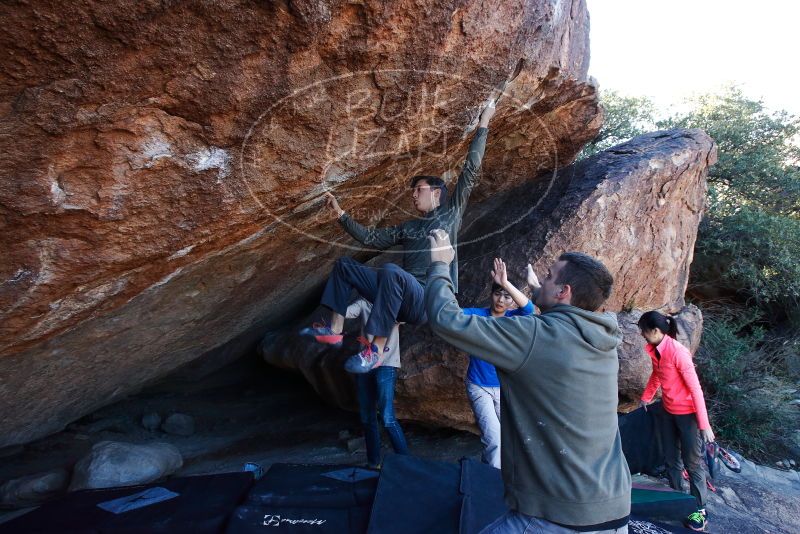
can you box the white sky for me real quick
[588,0,800,114]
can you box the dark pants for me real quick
[321,257,426,337]
[657,411,707,509]
[356,366,409,466]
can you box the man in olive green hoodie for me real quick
[426,230,631,533]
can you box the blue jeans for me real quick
[356,366,409,466]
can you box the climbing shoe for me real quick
[685,509,708,532]
[344,337,382,374]
[299,322,343,347]
[705,442,721,479]
[718,446,742,473]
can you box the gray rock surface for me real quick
[707,451,800,534]
[85,416,132,434]
[0,469,68,508]
[69,441,182,491]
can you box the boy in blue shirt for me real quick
[463,258,540,468]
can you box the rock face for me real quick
[262,129,717,429]
[0,0,600,446]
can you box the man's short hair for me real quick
[410,175,448,205]
[556,252,614,311]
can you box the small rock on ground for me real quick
[0,469,69,507]
[141,412,161,432]
[161,413,195,436]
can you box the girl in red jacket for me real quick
[638,311,715,532]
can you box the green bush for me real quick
[697,208,800,316]
[695,307,781,459]
[697,307,763,391]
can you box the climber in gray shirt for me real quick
[426,229,631,534]
[300,101,496,374]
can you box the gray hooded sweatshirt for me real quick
[425,262,631,527]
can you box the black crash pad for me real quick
[0,471,254,534]
[618,403,666,476]
[226,464,379,534]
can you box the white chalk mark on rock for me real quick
[136,136,174,169]
[150,267,185,289]
[2,268,32,286]
[168,245,195,261]
[186,147,231,182]
[48,165,66,207]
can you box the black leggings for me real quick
[657,411,708,508]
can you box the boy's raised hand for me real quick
[491,257,508,287]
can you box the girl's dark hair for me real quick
[638,310,678,338]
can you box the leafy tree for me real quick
[579,91,656,158]
[659,88,800,218]
[658,87,800,318]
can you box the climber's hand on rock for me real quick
[479,99,496,128]
[639,400,648,412]
[428,229,455,265]
[324,192,344,218]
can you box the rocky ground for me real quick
[1,354,798,533]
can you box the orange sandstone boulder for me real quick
[0,0,598,446]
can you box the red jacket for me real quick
[640,335,710,430]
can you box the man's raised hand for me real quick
[428,229,455,265]
[324,192,344,219]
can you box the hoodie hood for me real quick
[544,304,622,352]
